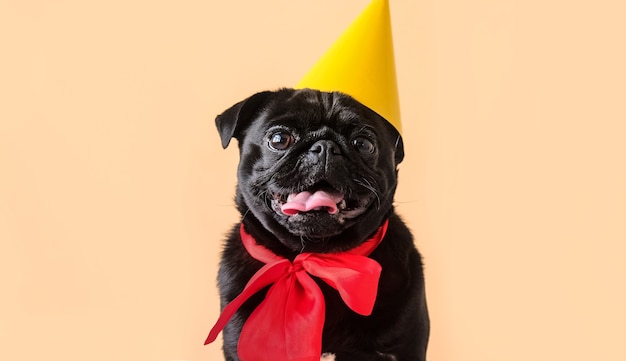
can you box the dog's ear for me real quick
[215,91,274,149]
[393,133,405,165]
[381,119,404,165]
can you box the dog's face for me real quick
[217,88,404,253]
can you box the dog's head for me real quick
[216,88,404,253]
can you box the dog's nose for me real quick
[309,140,342,156]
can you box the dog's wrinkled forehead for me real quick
[261,89,374,132]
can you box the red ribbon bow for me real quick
[205,220,388,361]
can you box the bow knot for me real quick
[205,220,388,361]
[288,261,305,273]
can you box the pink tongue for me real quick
[281,190,344,216]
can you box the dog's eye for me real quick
[269,132,295,151]
[351,136,376,154]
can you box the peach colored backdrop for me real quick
[2,1,625,360]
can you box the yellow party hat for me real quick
[295,0,401,133]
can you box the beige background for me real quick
[1,0,625,360]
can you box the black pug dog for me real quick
[211,88,429,361]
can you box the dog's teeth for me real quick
[338,199,347,209]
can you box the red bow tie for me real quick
[205,220,388,361]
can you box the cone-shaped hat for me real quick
[295,0,401,133]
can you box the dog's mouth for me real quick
[269,183,373,220]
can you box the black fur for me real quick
[214,88,429,360]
